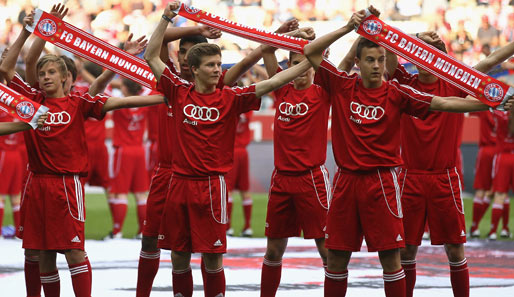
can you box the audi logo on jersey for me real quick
[350,101,385,122]
[278,102,309,117]
[183,104,220,122]
[45,111,71,125]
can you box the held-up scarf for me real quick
[26,9,157,89]
[356,11,514,108]
[0,83,49,129]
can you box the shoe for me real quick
[226,228,234,236]
[422,232,430,240]
[103,231,122,240]
[241,228,253,237]
[488,232,497,240]
[470,228,480,238]
[134,233,142,240]
[500,229,511,238]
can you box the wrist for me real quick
[162,14,174,23]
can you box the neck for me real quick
[47,89,65,98]
[418,73,438,84]
[194,80,216,94]
[362,78,382,89]
[293,80,312,90]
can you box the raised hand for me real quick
[37,113,48,128]
[292,27,315,40]
[199,26,222,39]
[347,10,366,30]
[50,3,68,19]
[164,1,180,19]
[368,5,381,18]
[275,18,299,34]
[123,33,148,55]
[23,10,35,27]
[417,31,441,44]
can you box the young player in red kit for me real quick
[302,7,514,297]
[258,28,334,297]
[0,11,165,297]
[144,3,316,296]
[225,111,254,237]
[385,32,514,297]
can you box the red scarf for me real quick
[0,83,49,128]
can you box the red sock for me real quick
[383,269,406,297]
[204,267,225,297]
[324,269,348,297]
[401,260,416,297]
[69,260,91,297]
[111,199,127,235]
[201,257,207,296]
[242,200,252,230]
[172,267,193,297]
[12,204,20,231]
[449,259,469,297]
[136,250,160,297]
[226,196,233,230]
[40,270,60,297]
[25,256,42,297]
[85,255,92,288]
[502,200,510,230]
[260,258,282,297]
[477,197,491,226]
[471,196,483,231]
[490,204,503,235]
[0,202,4,232]
[136,201,147,234]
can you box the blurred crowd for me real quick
[1,0,514,98]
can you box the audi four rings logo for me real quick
[350,101,385,121]
[183,104,220,122]
[278,102,309,116]
[45,111,71,125]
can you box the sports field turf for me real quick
[1,193,513,240]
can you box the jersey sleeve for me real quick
[392,63,417,85]
[156,66,191,106]
[227,84,261,114]
[390,80,433,120]
[316,58,357,95]
[78,92,109,120]
[7,74,42,102]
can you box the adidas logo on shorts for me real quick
[460,230,466,237]
[396,234,403,242]
[214,239,223,247]
[71,236,81,243]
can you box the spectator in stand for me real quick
[500,13,514,46]
[477,15,500,49]
[450,20,474,56]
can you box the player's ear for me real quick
[354,56,360,68]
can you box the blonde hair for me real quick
[36,55,68,79]
[186,43,221,69]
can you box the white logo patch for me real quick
[214,239,223,247]
[396,234,403,242]
[71,236,81,243]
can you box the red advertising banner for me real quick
[356,12,514,108]
[0,83,49,129]
[174,3,309,53]
[26,9,157,89]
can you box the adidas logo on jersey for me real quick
[214,239,223,247]
[71,236,81,243]
[461,230,466,237]
[396,234,403,242]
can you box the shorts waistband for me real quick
[172,172,224,180]
[31,172,87,178]
[276,165,326,176]
[157,162,172,169]
[401,167,457,175]
[337,167,396,175]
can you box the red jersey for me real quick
[316,59,433,171]
[392,64,466,170]
[112,107,148,147]
[157,66,261,176]
[493,111,514,152]
[8,74,108,175]
[147,104,160,143]
[0,111,22,151]
[473,111,497,147]
[273,82,330,171]
[235,111,252,149]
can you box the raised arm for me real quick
[0,12,34,84]
[102,94,165,113]
[144,1,180,82]
[160,25,222,63]
[0,113,47,135]
[25,4,68,87]
[338,37,362,73]
[474,41,514,74]
[303,10,365,70]
[254,59,311,97]
[430,95,490,112]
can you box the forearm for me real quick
[163,26,203,44]
[102,95,165,112]
[255,59,311,97]
[430,96,489,112]
[338,37,360,72]
[25,37,46,87]
[303,25,353,69]
[224,46,263,86]
[0,122,31,135]
[262,48,279,78]
[0,29,31,83]
[88,70,116,96]
[474,41,514,73]
[144,17,171,81]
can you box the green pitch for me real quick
[0,194,512,240]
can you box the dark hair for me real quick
[186,43,221,69]
[356,38,380,59]
[122,78,142,96]
[60,55,77,82]
[179,35,208,48]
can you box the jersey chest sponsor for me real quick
[182,103,220,126]
[349,101,385,124]
[39,110,72,131]
[277,101,309,122]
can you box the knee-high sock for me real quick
[69,260,91,297]
[25,256,41,297]
[477,196,491,227]
[136,201,147,235]
[0,201,4,232]
[40,270,60,297]
[204,267,225,297]
[242,199,252,230]
[136,250,160,297]
[449,258,469,297]
[383,269,406,297]
[324,269,348,297]
[260,258,282,297]
[401,260,416,297]
[471,196,483,231]
[12,204,20,231]
[490,203,504,235]
[172,267,193,297]
[110,199,127,235]
[502,199,510,230]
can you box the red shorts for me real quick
[399,168,466,246]
[473,145,497,190]
[225,148,250,192]
[0,150,23,195]
[85,142,109,188]
[265,166,330,239]
[143,164,172,237]
[146,141,159,178]
[492,152,514,193]
[158,174,228,253]
[326,168,405,252]
[20,173,86,250]
[110,146,150,193]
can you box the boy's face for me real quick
[355,46,386,86]
[192,54,222,87]
[37,62,66,95]
[288,54,314,86]
[178,42,195,76]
